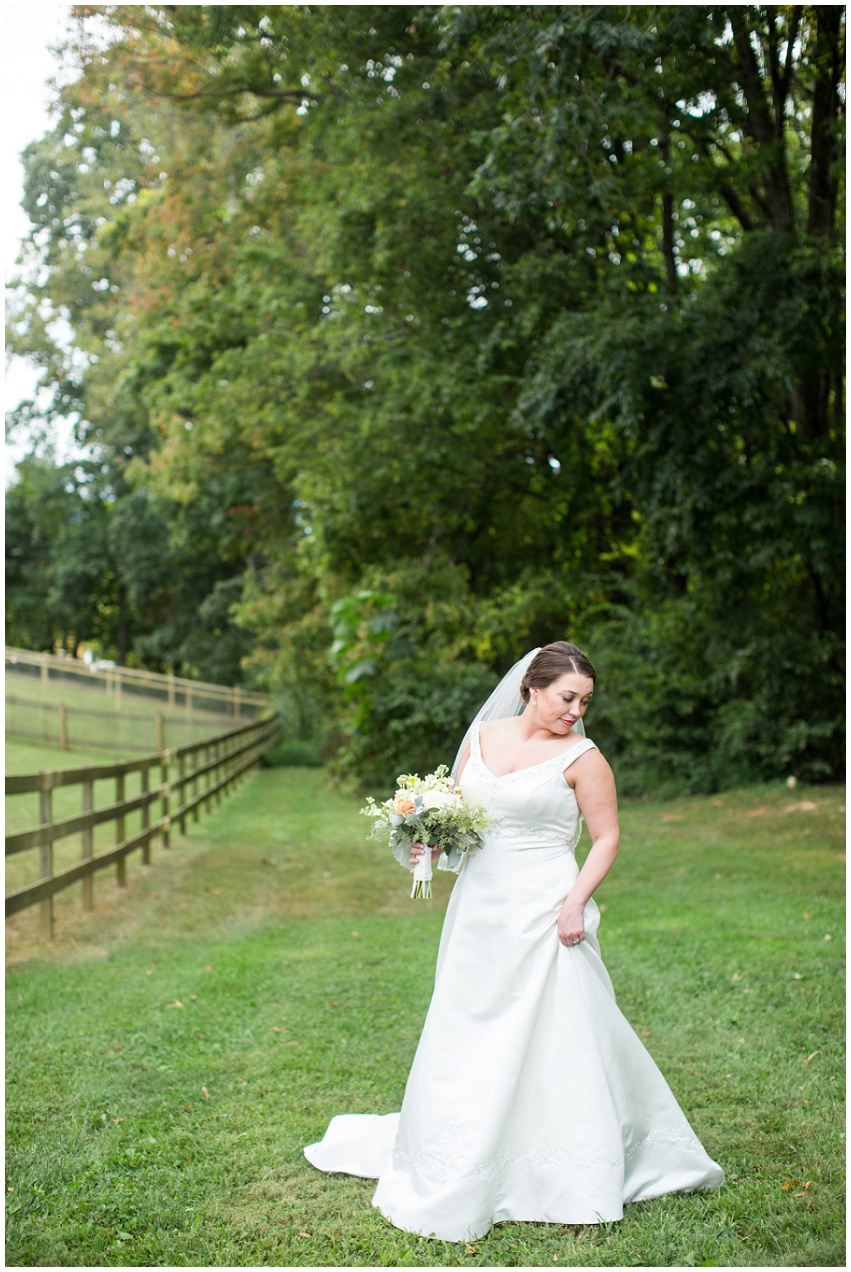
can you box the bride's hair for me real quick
[520,642,596,702]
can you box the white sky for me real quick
[3,3,78,481]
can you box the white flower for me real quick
[420,788,457,810]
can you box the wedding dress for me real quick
[305,722,724,1241]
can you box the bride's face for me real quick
[532,672,595,735]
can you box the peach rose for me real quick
[394,796,415,815]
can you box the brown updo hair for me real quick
[519,642,597,703]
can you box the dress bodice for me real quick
[460,721,598,853]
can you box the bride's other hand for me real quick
[557,900,585,948]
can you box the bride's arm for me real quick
[557,751,620,947]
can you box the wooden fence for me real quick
[5,715,280,936]
[5,693,242,755]
[5,647,273,756]
[5,647,271,716]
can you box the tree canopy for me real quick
[6,4,845,792]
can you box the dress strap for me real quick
[559,738,598,771]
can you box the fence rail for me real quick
[5,693,241,755]
[6,646,274,756]
[5,715,280,934]
[5,647,271,711]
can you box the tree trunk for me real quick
[659,135,678,292]
[790,378,830,442]
[806,6,844,235]
[730,10,796,234]
[782,8,843,437]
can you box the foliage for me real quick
[5,4,845,786]
[5,453,112,654]
[4,455,255,681]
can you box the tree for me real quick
[6,5,844,786]
[5,454,110,653]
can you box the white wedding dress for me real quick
[305,724,724,1241]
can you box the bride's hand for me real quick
[409,842,441,870]
[557,899,586,948]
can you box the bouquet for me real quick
[361,766,490,899]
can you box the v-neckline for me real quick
[473,722,590,780]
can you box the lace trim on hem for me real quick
[392,1126,706,1183]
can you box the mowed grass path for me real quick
[5,762,845,1267]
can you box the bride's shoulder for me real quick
[565,740,614,783]
[569,738,605,763]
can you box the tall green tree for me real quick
[6,5,844,786]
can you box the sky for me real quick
[3,3,77,481]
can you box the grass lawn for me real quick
[5,763,845,1267]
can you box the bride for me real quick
[305,642,724,1241]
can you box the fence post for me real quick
[82,778,94,910]
[178,753,187,832]
[141,766,151,866]
[116,773,126,886]
[225,735,235,793]
[41,656,48,693]
[211,742,218,808]
[193,746,202,822]
[205,743,214,811]
[160,747,170,849]
[59,702,68,751]
[39,777,54,938]
[156,712,164,753]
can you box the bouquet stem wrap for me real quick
[411,845,433,900]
